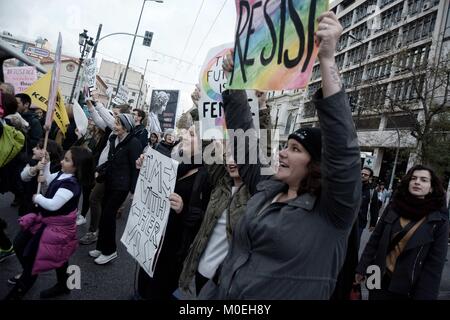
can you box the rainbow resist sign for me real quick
[228,0,329,90]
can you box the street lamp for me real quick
[69,30,94,103]
[136,58,158,109]
[122,0,163,86]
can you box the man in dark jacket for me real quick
[358,167,380,242]
[132,108,149,151]
[15,93,43,155]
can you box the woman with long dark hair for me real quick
[356,164,448,300]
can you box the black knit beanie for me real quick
[288,127,322,161]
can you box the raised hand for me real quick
[191,84,201,107]
[222,49,234,81]
[315,11,343,63]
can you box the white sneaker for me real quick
[76,214,87,226]
[89,250,102,258]
[94,252,118,265]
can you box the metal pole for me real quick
[388,128,401,192]
[69,42,86,104]
[92,24,103,58]
[136,59,149,109]
[123,0,146,85]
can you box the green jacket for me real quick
[179,105,272,295]
[178,163,251,294]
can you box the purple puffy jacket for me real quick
[19,210,78,275]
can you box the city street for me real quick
[0,192,136,300]
[1,191,449,300]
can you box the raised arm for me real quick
[315,12,361,229]
[86,100,107,131]
[95,102,115,130]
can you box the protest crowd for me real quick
[0,9,448,301]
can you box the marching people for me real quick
[179,85,272,297]
[135,123,211,300]
[355,165,448,300]
[358,167,380,240]
[88,114,141,265]
[4,146,94,300]
[78,101,127,245]
[154,128,177,158]
[198,11,361,300]
[148,132,159,149]
[132,108,149,151]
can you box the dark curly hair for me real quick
[394,164,445,205]
[298,160,321,196]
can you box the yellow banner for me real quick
[23,72,69,135]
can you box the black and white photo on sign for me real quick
[148,89,179,134]
[121,148,179,277]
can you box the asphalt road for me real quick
[0,192,137,300]
[1,191,449,300]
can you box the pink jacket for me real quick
[19,210,78,275]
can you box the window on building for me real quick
[284,113,294,135]
[307,83,321,98]
[403,12,437,44]
[311,65,321,80]
[300,122,315,128]
[336,54,345,69]
[303,102,316,118]
[380,0,396,9]
[354,117,381,130]
[385,114,418,129]
[337,33,349,52]
[373,30,399,56]
[339,12,354,30]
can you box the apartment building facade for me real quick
[267,0,449,183]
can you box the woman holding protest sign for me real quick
[199,11,361,300]
[134,122,212,300]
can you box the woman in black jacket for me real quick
[89,114,142,265]
[356,164,449,300]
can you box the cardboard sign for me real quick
[84,57,97,89]
[112,85,129,105]
[199,44,260,139]
[228,0,329,90]
[148,89,179,133]
[121,148,179,277]
[3,66,37,93]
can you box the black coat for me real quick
[105,133,141,193]
[133,124,148,152]
[359,183,379,228]
[21,111,43,154]
[356,206,449,299]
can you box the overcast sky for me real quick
[0,0,237,114]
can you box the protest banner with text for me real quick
[228,0,329,90]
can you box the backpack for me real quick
[0,122,25,167]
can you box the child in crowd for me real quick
[4,146,94,300]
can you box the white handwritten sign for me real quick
[121,148,178,277]
[3,66,37,93]
[84,57,96,89]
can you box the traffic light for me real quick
[143,31,153,47]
